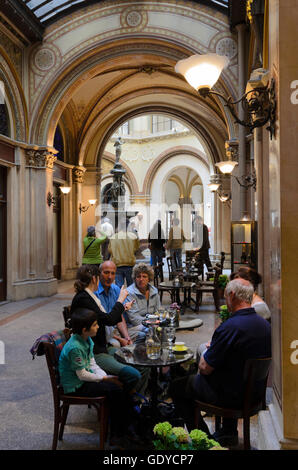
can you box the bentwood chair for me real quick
[43,341,109,450]
[154,264,175,303]
[194,266,221,311]
[206,251,225,280]
[194,357,271,450]
[166,256,175,280]
[62,305,72,328]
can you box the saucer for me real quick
[172,346,188,354]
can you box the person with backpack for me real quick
[82,225,106,267]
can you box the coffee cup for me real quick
[174,342,185,351]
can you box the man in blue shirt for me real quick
[94,260,132,347]
[169,278,271,446]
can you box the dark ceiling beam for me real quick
[228,0,247,29]
[1,0,44,43]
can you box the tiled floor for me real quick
[0,278,264,450]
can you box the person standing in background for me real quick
[82,225,106,267]
[166,218,186,270]
[109,219,140,287]
[100,217,114,261]
[148,219,166,266]
[193,216,212,269]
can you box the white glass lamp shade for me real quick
[219,193,230,203]
[88,199,97,206]
[208,182,221,192]
[215,160,238,175]
[60,186,71,194]
[175,54,229,91]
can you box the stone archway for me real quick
[0,47,28,141]
[28,1,238,153]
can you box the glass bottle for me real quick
[240,243,247,263]
[146,326,161,360]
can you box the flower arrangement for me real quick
[152,422,225,450]
[219,304,231,323]
[170,302,181,311]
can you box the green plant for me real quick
[219,304,231,322]
[152,422,224,450]
[218,274,229,289]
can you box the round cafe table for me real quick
[158,280,196,312]
[114,343,193,414]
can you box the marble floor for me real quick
[0,278,267,451]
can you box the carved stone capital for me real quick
[225,139,239,162]
[25,149,57,169]
[72,166,86,184]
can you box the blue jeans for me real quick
[115,266,133,287]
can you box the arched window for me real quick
[53,125,64,161]
[0,104,10,137]
[101,183,113,204]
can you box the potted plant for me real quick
[218,274,229,298]
[208,273,228,299]
[152,422,226,450]
[219,304,232,323]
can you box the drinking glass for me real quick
[168,308,176,326]
[165,326,176,353]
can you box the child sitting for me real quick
[58,307,137,447]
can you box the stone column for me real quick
[232,23,247,221]
[9,148,58,300]
[258,0,298,450]
[73,165,86,265]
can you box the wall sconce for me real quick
[208,174,231,203]
[47,186,71,207]
[215,161,257,190]
[175,54,276,139]
[79,199,97,214]
[213,139,256,190]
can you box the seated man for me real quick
[125,263,160,343]
[169,278,271,446]
[94,260,149,396]
[94,260,132,348]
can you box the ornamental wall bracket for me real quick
[225,139,239,162]
[25,149,57,169]
[72,165,86,184]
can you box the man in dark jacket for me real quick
[169,278,271,446]
[193,216,212,269]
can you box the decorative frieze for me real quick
[72,165,86,183]
[25,149,57,169]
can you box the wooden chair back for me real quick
[62,305,72,328]
[166,256,175,280]
[194,357,271,449]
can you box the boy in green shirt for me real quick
[58,307,137,446]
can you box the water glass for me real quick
[165,326,176,352]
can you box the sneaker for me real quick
[212,429,239,447]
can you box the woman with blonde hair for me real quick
[124,263,160,342]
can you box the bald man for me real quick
[94,261,132,347]
[94,260,150,397]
